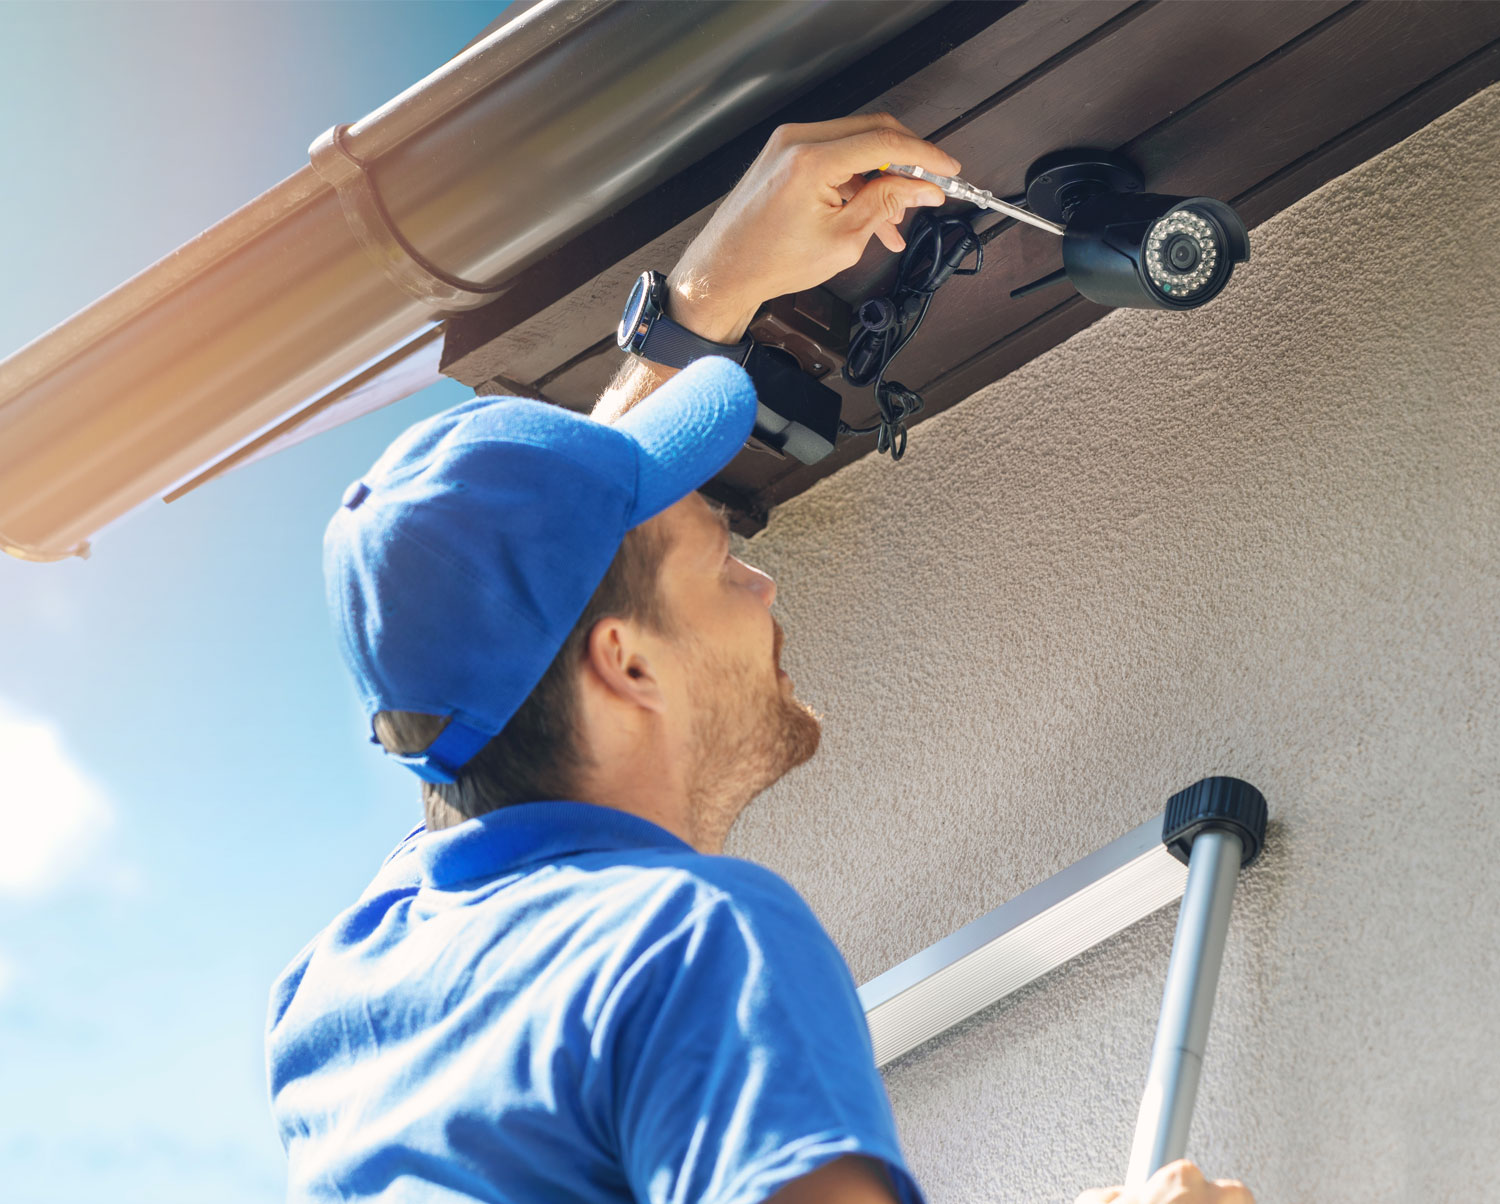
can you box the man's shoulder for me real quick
[612,847,819,926]
[592,851,844,983]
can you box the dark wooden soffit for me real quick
[441,1,1500,535]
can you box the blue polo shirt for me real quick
[266,801,925,1204]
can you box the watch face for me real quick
[618,272,652,353]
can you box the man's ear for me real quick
[581,616,669,714]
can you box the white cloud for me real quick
[0,700,118,898]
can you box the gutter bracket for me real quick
[309,123,506,312]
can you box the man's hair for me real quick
[373,521,672,826]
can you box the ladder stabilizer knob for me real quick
[1162,776,1267,868]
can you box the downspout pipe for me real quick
[0,0,944,562]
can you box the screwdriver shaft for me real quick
[884,164,1066,236]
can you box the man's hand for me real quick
[664,111,961,343]
[1077,1160,1254,1204]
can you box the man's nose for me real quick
[742,561,776,608]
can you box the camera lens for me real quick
[1144,207,1222,300]
[1166,236,1200,271]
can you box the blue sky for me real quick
[0,4,507,1199]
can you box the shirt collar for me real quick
[413,800,695,887]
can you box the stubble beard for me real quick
[682,640,822,851]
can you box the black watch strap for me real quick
[618,269,752,368]
[642,317,752,369]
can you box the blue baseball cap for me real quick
[323,356,758,784]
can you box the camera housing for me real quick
[1022,149,1250,310]
[1062,193,1250,310]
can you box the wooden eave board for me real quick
[439,0,1500,534]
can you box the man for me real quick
[267,114,1254,1204]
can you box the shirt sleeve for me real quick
[589,865,926,1204]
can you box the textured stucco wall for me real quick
[723,83,1500,1204]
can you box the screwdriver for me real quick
[881,163,1066,236]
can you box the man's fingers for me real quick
[839,174,944,240]
[813,126,961,184]
[834,174,863,204]
[1153,1160,1208,1194]
[839,175,945,257]
[836,172,943,208]
[1074,1171,1252,1204]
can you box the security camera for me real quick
[1021,149,1250,310]
[1059,193,1249,310]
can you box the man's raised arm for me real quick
[591,113,956,424]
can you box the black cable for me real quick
[975,214,1016,246]
[839,214,982,460]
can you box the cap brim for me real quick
[612,355,759,527]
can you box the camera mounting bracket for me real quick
[1024,148,1144,226]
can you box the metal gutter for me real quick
[0,0,945,562]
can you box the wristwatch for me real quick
[616,269,753,367]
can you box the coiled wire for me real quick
[839,214,982,460]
